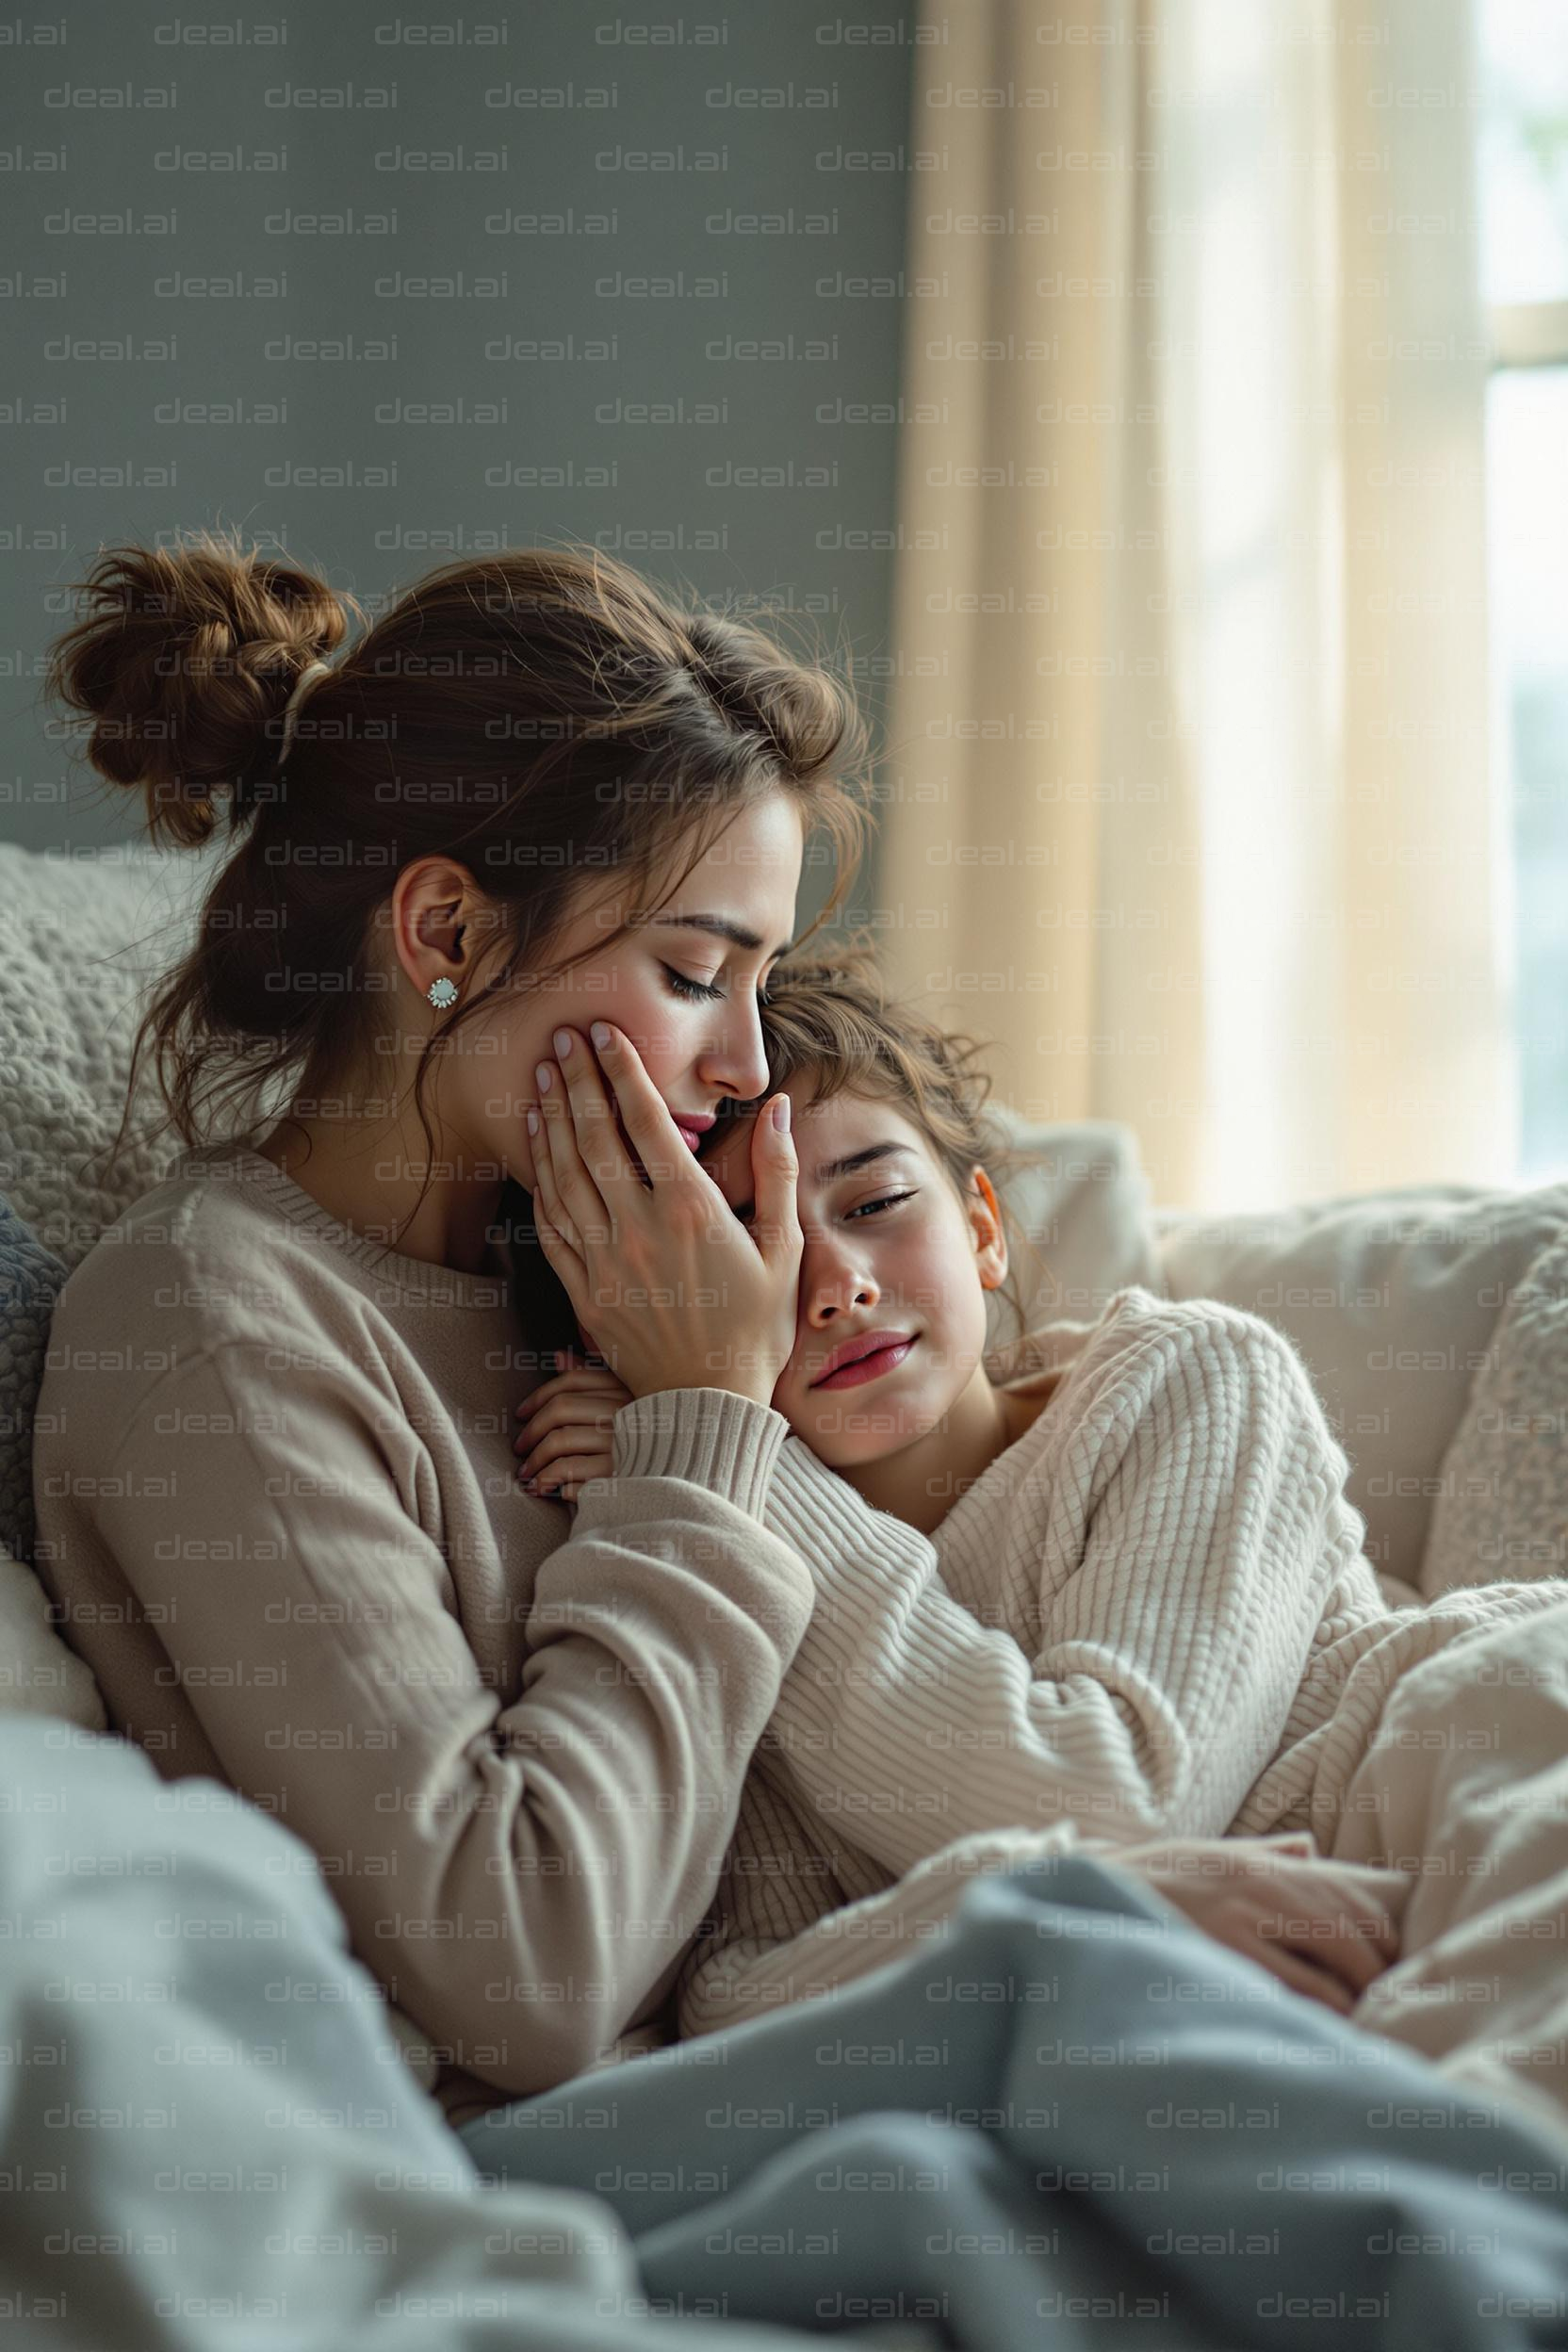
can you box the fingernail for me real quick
[591,1021,612,1053]
[553,1028,573,1058]
[772,1095,791,1132]
[535,1063,552,1093]
[526,1106,539,1134]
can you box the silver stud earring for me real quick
[427,977,459,1009]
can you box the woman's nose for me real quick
[697,1000,772,1105]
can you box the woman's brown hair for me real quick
[44,527,874,1301]
[711,934,1051,1362]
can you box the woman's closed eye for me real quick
[660,961,773,1007]
[662,962,725,1004]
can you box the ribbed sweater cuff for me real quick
[611,1387,789,1521]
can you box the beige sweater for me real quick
[30,1140,817,2132]
[676,1287,1565,2037]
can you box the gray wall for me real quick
[4,3,914,923]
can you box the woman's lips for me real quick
[811,1337,918,1392]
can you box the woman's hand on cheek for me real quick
[527,1021,802,1411]
[514,1348,634,1505]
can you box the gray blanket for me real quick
[4,1713,1567,2349]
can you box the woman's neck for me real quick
[253,1113,507,1280]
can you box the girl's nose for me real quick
[805,1262,879,1327]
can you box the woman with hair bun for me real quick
[32,526,871,2130]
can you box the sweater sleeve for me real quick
[68,1342,815,2099]
[672,1744,865,2040]
[760,1312,1364,1878]
[676,1811,1089,2036]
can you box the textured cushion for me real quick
[0,841,220,1266]
[1420,1226,1568,1600]
[1152,1179,1568,1594]
[0,1184,106,1729]
[0,1191,66,1567]
[0,842,222,1729]
[980,1108,1166,1371]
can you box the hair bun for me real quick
[44,525,354,850]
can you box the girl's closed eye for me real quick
[848,1191,918,1220]
[731,1191,917,1229]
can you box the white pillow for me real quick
[0,1540,106,1731]
[1420,1224,1568,1599]
[980,1107,1166,1369]
[1154,1179,1568,1593]
[0,841,217,1265]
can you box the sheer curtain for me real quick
[878,0,1508,1212]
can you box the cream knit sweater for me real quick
[31,1140,818,2132]
[675,1286,1565,2038]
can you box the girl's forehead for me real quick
[702,1086,928,1202]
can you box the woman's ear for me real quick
[966,1165,1009,1293]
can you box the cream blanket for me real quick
[1329,1596,1568,2147]
[676,1291,1568,2148]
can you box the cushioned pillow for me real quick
[0,1191,66,1567]
[0,841,220,1266]
[0,1539,107,1730]
[1153,1178,1568,1594]
[1420,1225,1568,1600]
[0,1191,108,1728]
[980,1109,1166,1373]
[0,843,220,1729]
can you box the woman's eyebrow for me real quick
[730,1141,915,1222]
[649,913,794,961]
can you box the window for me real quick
[1479,0,1568,1183]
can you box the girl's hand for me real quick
[514,1348,634,1506]
[1113,1832,1408,2016]
[526,1021,801,1410]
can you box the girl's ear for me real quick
[966,1165,1009,1293]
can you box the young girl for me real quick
[519,939,1568,2112]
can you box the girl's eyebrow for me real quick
[731,1140,915,1222]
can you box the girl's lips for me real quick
[811,1337,918,1392]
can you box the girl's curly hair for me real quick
[713,932,1050,1357]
